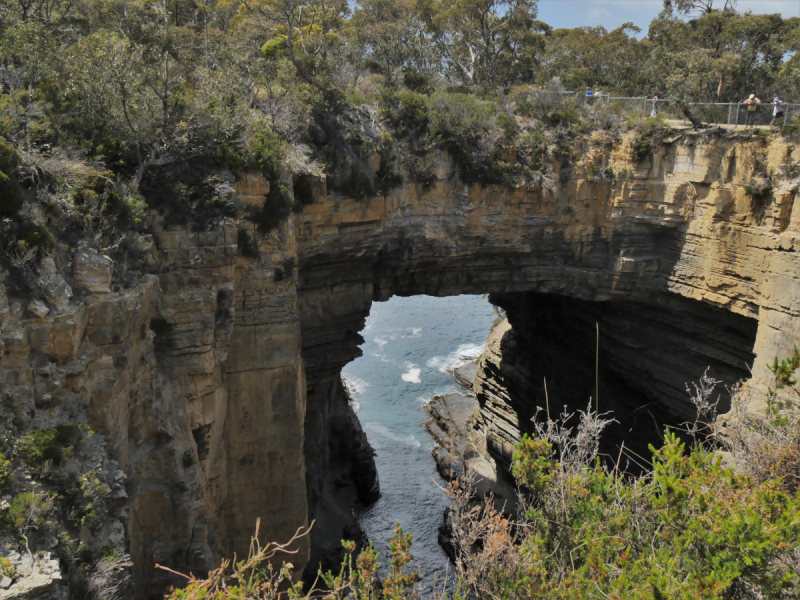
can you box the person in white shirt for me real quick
[772,96,787,125]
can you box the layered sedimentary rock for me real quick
[472,291,759,469]
[0,174,315,599]
[4,128,800,598]
[296,130,800,479]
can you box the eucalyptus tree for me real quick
[650,1,793,126]
[417,0,538,86]
[347,0,430,83]
[540,23,650,93]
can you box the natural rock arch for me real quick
[295,133,800,569]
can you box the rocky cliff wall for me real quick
[296,129,800,487]
[0,173,316,599]
[4,128,800,598]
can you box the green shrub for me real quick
[631,116,668,162]
[402,69,430,95]
[596,165,615,181]
[0,558,15,580]
[7,492,48,531]
[0,452,11,489]
[248,130,287,178]
[428,91,495,179]
[17,429,61,466]
[77,471,108,526]
[394,91,429,135]
[744,180,773,198]
[497,113,516,141]
[632,136,652,162]
[429,92,494,142]
[547,106,580,127]
[18,224,55,259]
[503,431,800,599]
[486,157,513,184]
[17,425,88,470]
[519,130,546,172]
[757,128,771,144]
[445,85,472,95]
[0,138,23,217]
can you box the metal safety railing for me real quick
[566,93,800,127]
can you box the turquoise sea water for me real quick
[341,294,496,584]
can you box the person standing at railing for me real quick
[651,93,660,118]
[772,96,787,125]
[586,87,593,98]
[742,94,761,128]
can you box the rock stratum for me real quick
[2,129,800,597]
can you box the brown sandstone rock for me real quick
[73,243,113,294]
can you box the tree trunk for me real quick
[678,101,704,129]
[717,72,724,103]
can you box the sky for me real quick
[537,0,800,32]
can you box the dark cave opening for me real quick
[483,291,760,466]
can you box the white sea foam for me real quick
[342,374,369,412]
[401,363,422,383]
[374,337,389,348]
[410,327,423,337]
[364,423,422,447]
[416,387,460,405]
[426,343,484,374]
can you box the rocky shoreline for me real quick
[424,357,517,505]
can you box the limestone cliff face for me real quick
[4,129,800,598]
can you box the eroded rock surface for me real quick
[0,552,67,600]
[3,129,800,598]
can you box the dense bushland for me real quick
[0,0,799,287]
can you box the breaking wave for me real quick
[426,343,484,374]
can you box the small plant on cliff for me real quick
[0,558,15,580]
[17,429,62,467]
[744,179,773,199]
[77,471,108,527]
[6,491,52,532]
[0,451,12,489]
[631,116,667,162]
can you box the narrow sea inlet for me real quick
[342,295,496,582]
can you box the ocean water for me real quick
[341,294,496,584]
